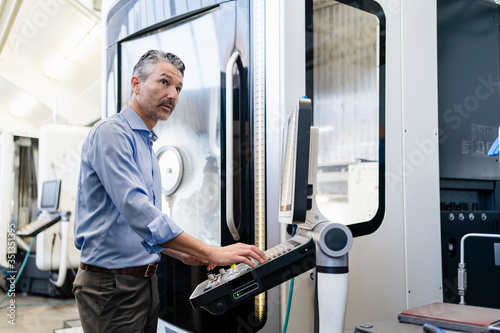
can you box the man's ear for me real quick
[131,76,141,94]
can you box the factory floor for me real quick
[0,290,81,333]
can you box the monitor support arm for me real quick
[297,221,353,333]
[296,126,354,332]
[314,222,352,333]
[49,210,71,288]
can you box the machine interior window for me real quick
[306,0,386,236]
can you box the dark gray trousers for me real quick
[73,268,159,333]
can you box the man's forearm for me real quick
[161,248,186,261]
[160,232,213,261]
[161,231,266,268]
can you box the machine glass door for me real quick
[306,0,386,236]
[120,9,222,247]
[117,4,260,332]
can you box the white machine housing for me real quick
[265,0,442,331]
[36,124,90,271]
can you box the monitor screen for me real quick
[279,98,312,224]
[40,179,61,212]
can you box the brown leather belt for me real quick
[80,262,158,277]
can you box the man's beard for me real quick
[147,99,175,121]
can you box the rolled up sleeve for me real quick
[141,214,184,253]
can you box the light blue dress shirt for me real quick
[74,105,184,268]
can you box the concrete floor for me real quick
[0,289,461,333]
[0,290,80,333]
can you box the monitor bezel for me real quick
[279,98,312,224]
[39,179,61,213]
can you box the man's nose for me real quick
[167,86,179,100]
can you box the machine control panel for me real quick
[189,234,316,315]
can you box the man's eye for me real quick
[161,80,168,85]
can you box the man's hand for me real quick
[205,243,266,268]
[162,232,266,269]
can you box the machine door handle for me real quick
[225,51,241,241]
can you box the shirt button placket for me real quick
[149,132,156,205]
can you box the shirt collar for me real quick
[122,105,158,143]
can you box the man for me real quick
[73,50,266,333]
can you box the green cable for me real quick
[282,277,295,333]
[0,237,35,307]
[282,224,297,333]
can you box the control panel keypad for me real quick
[203,241,296,292]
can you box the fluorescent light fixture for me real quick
[44,22,99,79]
[9,91,38,118]
[0,0,23,56]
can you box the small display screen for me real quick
[279,107,298,214]
[40,179,61,212]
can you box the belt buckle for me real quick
[144,263,157,277]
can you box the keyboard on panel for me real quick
[189,234,316,315]
[16,215,62,238]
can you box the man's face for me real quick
[134,61,183,123]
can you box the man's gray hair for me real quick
[133,50,185,80]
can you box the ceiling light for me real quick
[44,23,99,79]
[9,91,38,118]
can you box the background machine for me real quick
[0,124,89,297]
[438,0,500,309]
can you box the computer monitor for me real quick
[279,98,312,224]
[40,179,61,213]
